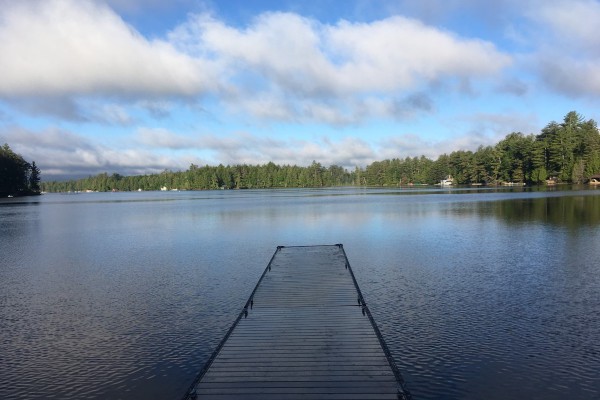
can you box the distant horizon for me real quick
[2,0,600,180]
[37,109,600,183]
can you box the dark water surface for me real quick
[1,187,599,399]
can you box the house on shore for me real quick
[589,174,600,185]
[440,175,454,186]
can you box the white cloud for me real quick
[0,126,191,178]
[173,12,511,96]
[535,0,600,53]
[325,16,510,91]
[135,128,379,168]
[0,0,215,97]
[524,0,600,97]
[193,12,510,122]
[0,1,512,124]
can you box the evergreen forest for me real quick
[40,111,600,192]
[0,144,41,197]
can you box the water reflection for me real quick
[485,192,600,228]
[1,188,599,400]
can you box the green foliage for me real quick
[355,111,599,187]
[40,111,600,192]
[41,162,355,192]
[29,161,41,192]
[534,111,600,183]
[0,144,41,197]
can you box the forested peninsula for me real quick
[0,144,41,197]
[41,111,600,192]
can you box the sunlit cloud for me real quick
[0,0,216,98]
[0,0,511,124]
[169,11,510,122]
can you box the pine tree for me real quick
[29,161,41,193]
[1,143,39,196]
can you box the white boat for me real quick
[440,175,454,186]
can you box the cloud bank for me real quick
[0,0,511,123]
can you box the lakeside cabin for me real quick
[589,174,600,185]
[440,175,454,186]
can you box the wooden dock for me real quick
[184,244,410,400]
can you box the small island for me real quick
[0,143,41,198]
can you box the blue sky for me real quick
[1,0,599,179]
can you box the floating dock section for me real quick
[184,244,410,399]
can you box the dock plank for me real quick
[184,245,410,400]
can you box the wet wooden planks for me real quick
[186,245,410,400]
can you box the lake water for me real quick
[1,187,599,400]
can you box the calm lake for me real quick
[1,187,599,399]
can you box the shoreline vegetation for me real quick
[11,111,600,194]
[0,144,40,198]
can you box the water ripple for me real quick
[2,190,600,399]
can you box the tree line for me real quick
[41,161,352,192]
[361,111,600,186]
[1,144,41,197]
[40,111,600,192]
